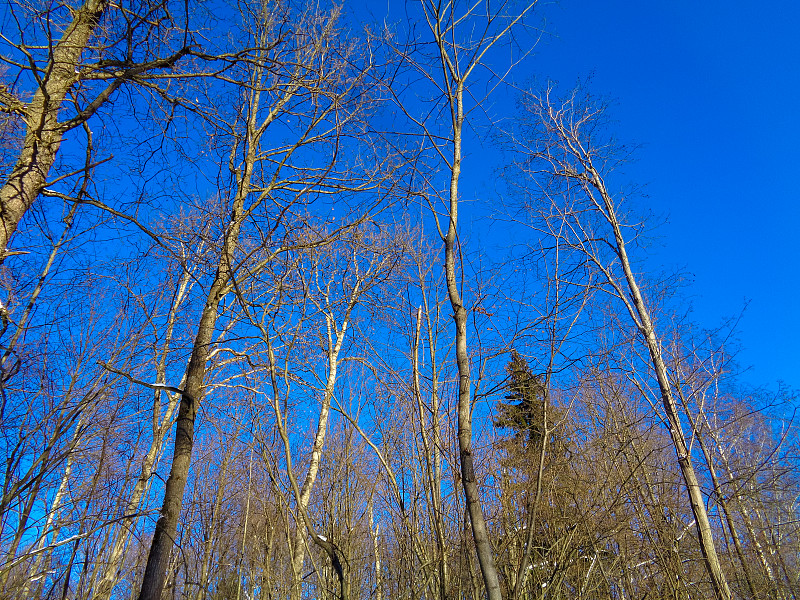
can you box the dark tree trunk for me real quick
[137,190,245,599]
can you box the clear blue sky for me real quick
[521,0,799,391]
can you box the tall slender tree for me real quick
[511,85,732,600]
[392,3,537,596]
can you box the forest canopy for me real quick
[0,1,795,600]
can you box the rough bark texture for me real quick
[136,277,226,600]
[0,0,108,258]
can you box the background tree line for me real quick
[0,1,796,599]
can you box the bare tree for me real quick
[135,3,397,596]
[243,225,407,600]
[511,85,732,599]
[0,0,198,261]
[0,279,146,596]
[390,3,537,597]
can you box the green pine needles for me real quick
[494,350,546,448]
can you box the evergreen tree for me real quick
[494,351,545,448]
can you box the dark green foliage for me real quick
[494,351,545,448]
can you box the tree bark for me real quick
[442,81,503,600]
[587,168,732,600]
[137,185,246,599]
[0,0,108,259]
[136,276,227,600]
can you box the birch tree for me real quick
[240,225,407,600]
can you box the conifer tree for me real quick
[494,351,545,448]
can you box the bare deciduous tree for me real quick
[393,3,537,597]
[0,0,195,260]
[136,4,397,596]
[511,85,732,599]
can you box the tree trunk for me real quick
[22,413,84,598]
[137,186,246,599]
[136,275,227,600]
[289,313,347,600]
[695,422,761,598]
[442,81,502,600]
[718,442,783,598]
[590,170,732,600]
[94,271,190,600]
[0,0,108,259]
[368,500,382,600]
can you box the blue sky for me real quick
[520,0,799,391]
[357,1,798,391]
